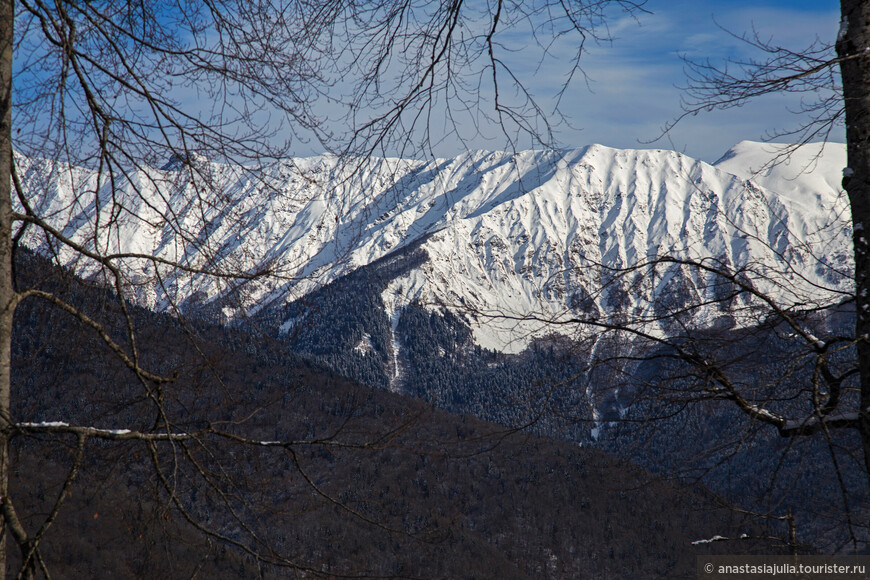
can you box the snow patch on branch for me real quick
[691,535,727,545]
[15,423,300,446]
[746,404,781,423]
[16,422,187,439]
[782,411,859,431]
[692,533,748,545]
[802,329,825,349]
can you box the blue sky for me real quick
[18,0,837,164]
[525,0,842,162]
[303,0,842,162]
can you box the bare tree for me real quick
[1,0,648,577]
[670,0,870,490]
[535,0,870,552]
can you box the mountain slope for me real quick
[17,142,851,352]
[13,248,763,578]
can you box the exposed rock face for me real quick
[18,141,850,351]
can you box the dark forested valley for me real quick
[12,249,778,578]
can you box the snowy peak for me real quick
[17,143,852,352]
[714,140,846,204]
[376,144,850,350]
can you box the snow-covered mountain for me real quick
[16,141,852,352]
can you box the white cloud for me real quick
[279,1,843,161]
[530,1,844,161]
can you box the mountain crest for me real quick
[17,142,851,351]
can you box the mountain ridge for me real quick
[17,141,852,352]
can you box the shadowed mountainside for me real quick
[10,248,772,578]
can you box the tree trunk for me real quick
[0,0,13,576]
[0,0,11,568]
[838,0,870,488]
